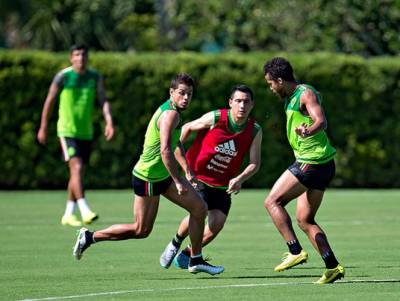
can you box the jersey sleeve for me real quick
[252,121,261,138]
[52,70,65,87]
[212,110,221,127]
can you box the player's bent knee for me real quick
[296,217,316,232]
[135,227,153,238]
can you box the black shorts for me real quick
[288,159,335,191]
[132,176,173,197]
[59,137,92,164]
[198,184,231,216]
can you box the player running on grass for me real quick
[263,57,345,284]
[73,73,224,275]
[160,85,262,269]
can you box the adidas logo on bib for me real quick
[214,140,238,156]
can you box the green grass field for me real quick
[1,189,399,301]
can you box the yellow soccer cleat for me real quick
[61,214,82,227]
[82,211,99,225]
[315,264,345,284]
[274,250,308,272]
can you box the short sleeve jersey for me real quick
[133,99,182,182]
[55,67,100,140]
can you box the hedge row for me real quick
[0,50,399,188]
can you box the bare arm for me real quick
[180,111,214,143]
[37,82,60,144]
[159,110,186,193]
[295,89,327,138]
[97,78,114,141]
[227,129,262,194]
[174,141,202,190]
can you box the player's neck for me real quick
[229,110,247,126]
[73,66,86,75]
[284,82,298,98]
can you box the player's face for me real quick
[170,83,193,111]
[265,73,284,99]
[70,49,88,73]
[229,91,254,119]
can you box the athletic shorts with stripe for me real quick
[59,137,92,164]
[132,176,173,197]
[288,159,335,191]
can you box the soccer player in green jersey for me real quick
[72,73,224,275]
[263,57,345,284]
[37,45,114,227]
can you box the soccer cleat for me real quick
[160,242,179,268]
[274,250,308,272]
[73,227,92,260]
[188,259,224,275]
[315,264,345,284]
[82,211,98,225]
[61,214,82,227]
[173,251,190,269]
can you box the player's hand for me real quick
[226,177,242,195]
[37,128,47,145]
[175,180,188,195]
[185,172,204,191]
[295,123,309,138]
[104,123,114,141]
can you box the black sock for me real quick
[189,254,203,266]
[86,231,95,244]
[322,251,339,269]
[171,234,184,248]
[287,240,302,255]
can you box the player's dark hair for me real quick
[263,57,295,82]
[70,44,89,54]
[230,84,254,101]
[170,73,195,89]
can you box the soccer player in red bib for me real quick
[160,85,262,269]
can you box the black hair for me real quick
[263,57,295,82]
[230,84,254,101]
[70,44,89,54]
[170,73,194,89]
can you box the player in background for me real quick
[73,73,224,275]
[263,57,344,284]
[37,44,114,227]
[159,85,262,269]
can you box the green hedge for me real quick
[1,50,399,189]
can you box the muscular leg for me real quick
[264,170,308,242]
[68,157,85,200]
[163,179,207,256]
[177,209,227,247]
[296,189,334,255]
[202,210,227,247]
[94,195,160,241]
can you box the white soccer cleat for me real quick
[159,242,179,268]
[73,227,91,260]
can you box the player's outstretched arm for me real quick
[180,111,214,143]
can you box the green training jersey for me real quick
[284,84,336,164]
[56,67,100,140]
[133,99,182,182]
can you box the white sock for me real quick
[63,200,76,217]
[77,198,92,216]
